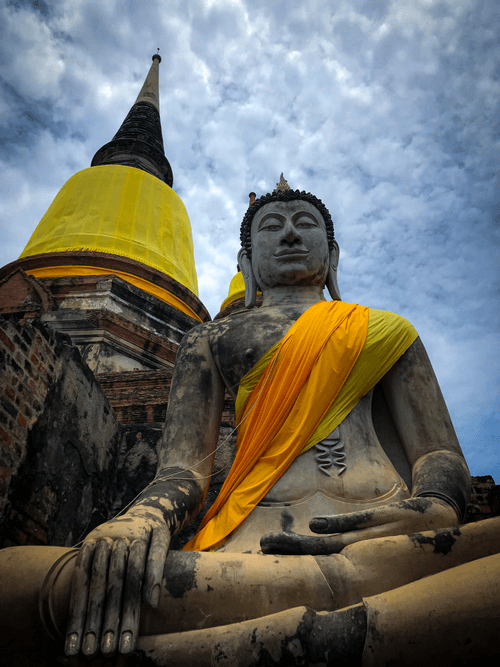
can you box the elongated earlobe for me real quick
[237,248,258,309]
[326,242,341,301]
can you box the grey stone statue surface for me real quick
[1,182,499,666]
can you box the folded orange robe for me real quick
[183,300,417,552]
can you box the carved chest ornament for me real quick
[314,426,346,475]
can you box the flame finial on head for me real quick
[274,173,291,193]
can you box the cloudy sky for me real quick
[1,0,498,479]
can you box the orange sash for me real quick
[183,300,369,552]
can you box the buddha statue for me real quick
[1,180,499,666]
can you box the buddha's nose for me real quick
[280,219,301,244]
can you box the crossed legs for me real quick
[1,518,499,665]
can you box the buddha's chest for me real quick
[210,311,299,396]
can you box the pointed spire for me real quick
[91,54,173,187]
[135,53,161,110]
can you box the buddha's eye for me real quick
[260,219,282,231]
[296,218,317,228]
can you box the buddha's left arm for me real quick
[379,336,471,522]
[303,338,471,546]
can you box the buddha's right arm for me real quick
[65,325,225,658]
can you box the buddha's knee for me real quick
[0,545,75,645]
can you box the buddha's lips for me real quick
[274,248,309,257]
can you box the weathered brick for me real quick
[0,412,19,436]
[30,363,38,380]
[17,413,27,428]
[1,398,17,419]
[0,426,12,446]
[22,403,33,419]
[13,350,24,366]
[10,358,22,374]
[0,329,15,353]
[37,378,48,396]
[4,385,15,402]
[13,334,28,355]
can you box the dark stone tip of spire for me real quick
[90,55,172,186]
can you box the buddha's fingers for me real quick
[82,538,113,656]
[261,523,415,555]
[65,540,95,656]
[260,532,344,555]
[101,538,129,655]
[144,526,170,608]
[119,539,148,654]
[309,498,436,534]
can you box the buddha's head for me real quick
[238,179,340,307]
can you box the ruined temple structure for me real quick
[0,55,498,555]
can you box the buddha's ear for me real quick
[237,248,258,309]
[325,241,341,301]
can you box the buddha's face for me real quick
[250,200,330,290]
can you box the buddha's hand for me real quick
[261,497,458,555]
[65,506,170,658]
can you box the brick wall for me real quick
[466,475,500,523]
[96,369,172,424]
[0,316,64,516]
[97,370,236,427]
[0,315,121,547]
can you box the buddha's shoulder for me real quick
[193,308,293,340]
[178,310,262,344]
[179,310,297,371]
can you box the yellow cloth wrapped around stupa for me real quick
[20,165,199,299]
